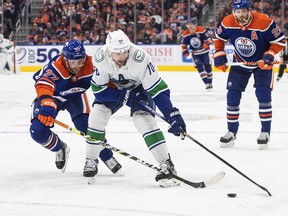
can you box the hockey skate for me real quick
[83,159,99,177]
[104,156,123,176]
[257,132,270,150]
[220,131,236,148]
[205,83,213,91]
[55,142,70,173]
[83,158,99,185]
[155,155,180,187]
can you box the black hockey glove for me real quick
[119,88,155,114]
[166,107,186,137]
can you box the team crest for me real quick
[74,46,80,53]
[235,37,256,57]
[190,37,201,49]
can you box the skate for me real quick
[55,142,70,173]
[257,132,270,150]
[205,83,213,91]
[276,76,281,82]
[104,156,124,176]
[220,131,236,148]
[155,155,180,187]
[83,159,99,177]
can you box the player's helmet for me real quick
[106,30,131,53]
[232,0,251,10]
[62,40,86,60]
[186,17,197,26]
[0,34,3,43]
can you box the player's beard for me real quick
[235,12,251,26]
[114,59,127,67]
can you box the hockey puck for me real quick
[227,193,237,198]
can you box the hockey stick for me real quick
[226,61,280,67]
[139,101,272,196]
[54,119,225,189]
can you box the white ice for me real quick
[0,71,288,216]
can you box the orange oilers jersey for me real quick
[181,26,210,56]
[33,54,94,101]
[214,12,286,64]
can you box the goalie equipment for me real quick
[220,131,236,148]
[55,141,70,173]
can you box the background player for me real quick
[212,0,286,150]
[181,17,213,90]
[276,29,288,81]
[0,33,14,74]
[30,40,122,174]
[83,29,186,187]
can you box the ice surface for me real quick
[0,72,288,216]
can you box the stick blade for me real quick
[203,171,225,187]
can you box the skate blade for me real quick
[115,169,124,176]
[259,144,269,150]
[61,146,70,173]
[220,141,234,148]
[158,178,180,188]
[87,177,96,185]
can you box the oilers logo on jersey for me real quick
[190,37,202,49]
[235,37,256,57]
[60,87,86,96]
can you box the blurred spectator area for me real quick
[9,0,288,45]
[1,0,28,39]
[21,0,216,45]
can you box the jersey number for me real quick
[147,62,155,75]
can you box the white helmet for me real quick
[106,30,131,53]
[0,34,3,43]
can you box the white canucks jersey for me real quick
[91,43,174,116]
[92,43,168,97]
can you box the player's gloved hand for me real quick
[183,52,189,58]
[203,42,210,50]
[166,107,186,137]
[203,39,212,50]
[119,88,155,113]
[212,50,227,72]
[259,51,274,70]
[38,98,57,126]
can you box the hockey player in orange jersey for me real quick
[212,0,286,150]
[181,17,213,90]
[30,40,122,174]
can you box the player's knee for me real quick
[73,114,89,133]
[255,87,271,103]
[133,112,158,134]
[204,64,212,72]
[88,104,111,130]
[197,64,204,71]
[30,119,50,143]
[227,90,241,106]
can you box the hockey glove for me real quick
[166,107,186,137]
[212,50,227,72]
[203,39,212,50]
[259,51,275,70]
[38,98,57,126]
[120,89,155,114]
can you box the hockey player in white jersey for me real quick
[84,29,187,187]
[0,34,14,74]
